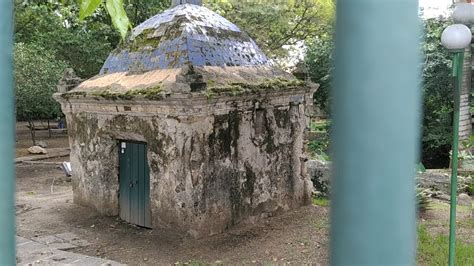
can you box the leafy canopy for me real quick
[78,0,334,57]
[14,43,68,121]
[15,0,117,78]
[420,18,455,168]
[205,0,334,59]
[306,33,333,114]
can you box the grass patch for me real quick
[418,225,474,265]
[460,219,474,229]
[312,197,330,207]
[429,201,472,214]
[314,219,329,230]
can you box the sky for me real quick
[419,0,452,18]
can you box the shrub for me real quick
[416,185,432,214]
[308,120,331,161]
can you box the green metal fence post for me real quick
[331,0,420,264]
[0,0,16,264]
[448,51,464,266]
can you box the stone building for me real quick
[55,0,318,237]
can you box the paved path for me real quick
[16,235,122,265]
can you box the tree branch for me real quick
[267,5,310,50]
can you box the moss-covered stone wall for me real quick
[62,91,313,238]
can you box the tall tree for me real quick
[15,0,117,78]
[205,0,334,59]
[14,43,68,144]
[78,0,334,58]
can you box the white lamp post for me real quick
[441,23,472,266]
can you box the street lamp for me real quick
[441,23,472,266]
[453,3,474,25]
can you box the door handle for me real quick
[129,180,138,188]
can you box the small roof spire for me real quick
[171,0,202,7]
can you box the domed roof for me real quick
[100,2,269,74]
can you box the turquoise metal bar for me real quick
[0,0,16,264]
[448,51,464,266]
[331,0,420,264]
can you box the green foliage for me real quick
[105,0,131,39]
[15,0,171,79]
[418,225,474,265]
[310,119,330,132]
[415,165,430,213]
[205,0,334,59]
[468,179,474,196]
[14,43,68,121]
[78,0,170,38]
[124,0,171,26]
[306,35,333,113]
[421,18,455,168]
[308,140,330,161]
[78,0,335,58]
[80,0,102,19]
[461,134,474,150]
[79,0,131,39]
[308,120,330,161]
[416,185,431,213]
[15,0,117,78]
[312,197,330,207]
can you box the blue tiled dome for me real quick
[100,3,270,74]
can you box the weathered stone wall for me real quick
[60,90,314,237]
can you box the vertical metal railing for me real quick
[0,0,423,264]
[0,0,16,264]
[331,0,420,264]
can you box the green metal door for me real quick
[119,141,151,228]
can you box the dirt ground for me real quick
[16,165,474,265]
[16,121,69,157]
[420,200,474,245]
[14,122,473,265]
[16,163,330,265]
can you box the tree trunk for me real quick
[47,119,52,138]
[28,120,36,146]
